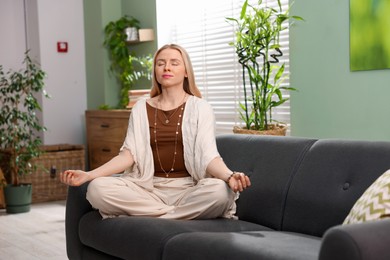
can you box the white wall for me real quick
[35,0,87,145]
[0,0,87,146]
[0,0,26,70]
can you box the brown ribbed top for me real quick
[146,102,190,178]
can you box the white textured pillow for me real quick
[343,169,390,225]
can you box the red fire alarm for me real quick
[57,42,68,53]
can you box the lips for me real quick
[162,74,173,78]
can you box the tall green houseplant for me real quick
[104,15,153,109]
[227,0,303,132]
[0,52,49,187]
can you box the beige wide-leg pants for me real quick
[86,176,237,219]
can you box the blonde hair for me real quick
[150,44,202,98]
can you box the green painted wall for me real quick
[84,0,121,109]
[290,0,390,141]
[83,0,157,109]
[84,0,105,109]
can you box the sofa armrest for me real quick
[65,182,92,260]
[319,218,390,260]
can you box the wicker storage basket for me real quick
[1,144,85,203]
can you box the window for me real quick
[156,0,291,134]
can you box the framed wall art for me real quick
[350,0,390,71]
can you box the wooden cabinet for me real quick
[85,110,131,170]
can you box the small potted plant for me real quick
[227,0,303,135]
[103,15,153,109]
[0,51,49,213]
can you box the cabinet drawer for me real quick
[85,110,131,170]
[89,141,123,170]
[87,117,128,142]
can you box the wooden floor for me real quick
[0,200,68,260]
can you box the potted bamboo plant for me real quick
[103,15,153,109]
[227,0,303,135]
[0,52,49,213]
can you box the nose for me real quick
[164,63,171,71]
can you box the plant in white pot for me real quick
[0,52,49,213]
[227,0,303,135]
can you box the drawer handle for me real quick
[100,124,110,128]
[102,148,111,152]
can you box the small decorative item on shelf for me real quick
[125,28,154,43]
[138,29,154,42]
[125,27,139,42]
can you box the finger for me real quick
[237,173,250,187]
[237,179,243,192]
[233,172,243,180]
[239,174,248,188]
[65,171,74,185]
[61,171,70,184]
[245,176,251,186]
[229,181,238,193]
[234,173,247,188]
[240,174,249,188]
[68,174,75,186]
[230,181,237,192]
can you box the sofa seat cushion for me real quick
[162,231,321,260]
[79,211,271,260]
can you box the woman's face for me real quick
[155,48,187,90]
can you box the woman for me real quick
[60,44,250,219]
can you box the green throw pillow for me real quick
[343,169,390,225]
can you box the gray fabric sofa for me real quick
[65,134,390,260]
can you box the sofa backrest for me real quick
[216,135,390,237]
[282,139,390,237]
[216,134,316,231]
